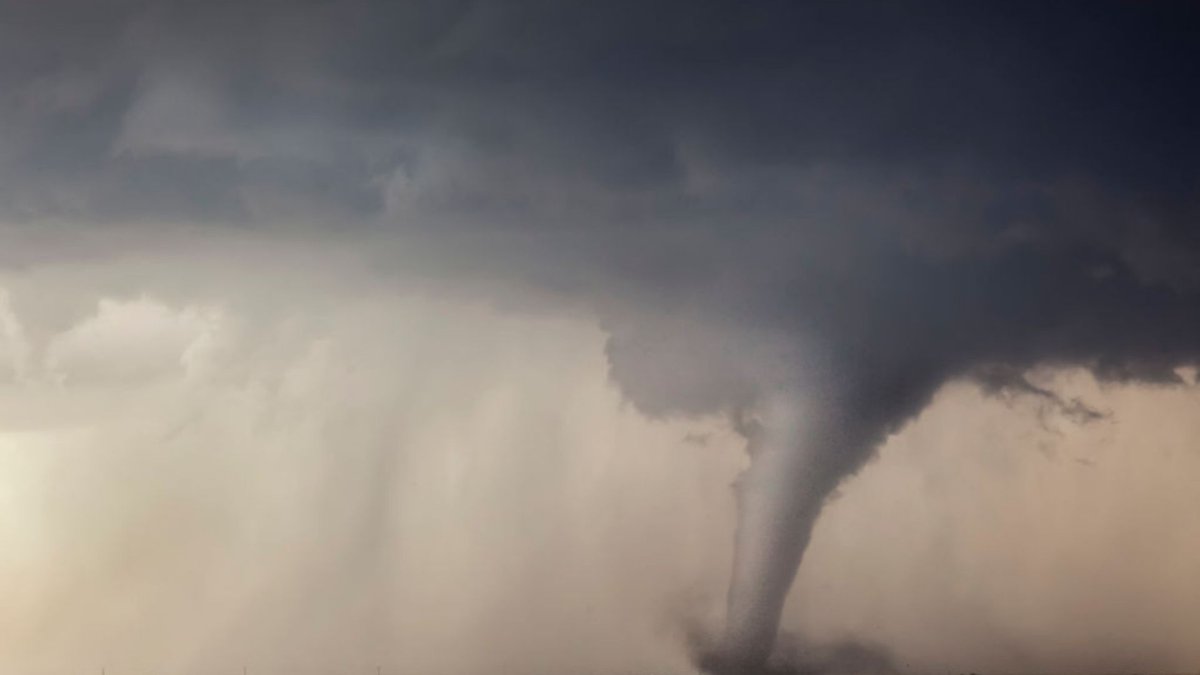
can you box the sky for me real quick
[2,2,1200,674]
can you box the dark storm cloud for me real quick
[6,2,1197,229]
[4,2,1200,667]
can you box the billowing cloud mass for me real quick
[2,2,1200,673]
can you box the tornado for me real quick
[720,388,829,670]
[709,370,939,672]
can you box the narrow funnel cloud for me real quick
[710,373,938,671]
[722,388,829,668]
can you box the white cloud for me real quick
[0,289,32,382]
[43,296,225,384]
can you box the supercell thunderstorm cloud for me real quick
[3,2,1200,674]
